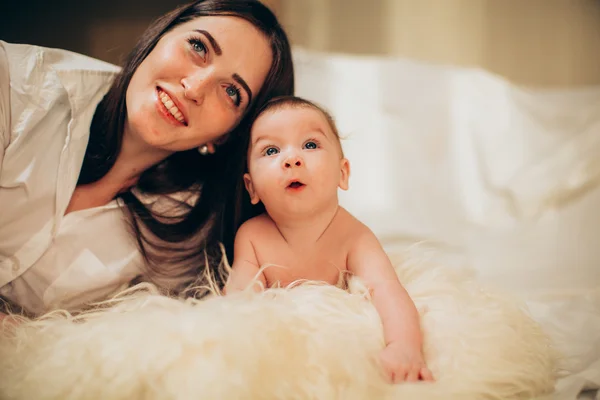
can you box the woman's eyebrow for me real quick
[233,74,253,105]
[194,29,253,105]
[194,29,222,55]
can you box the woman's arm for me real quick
[0,41,11,173]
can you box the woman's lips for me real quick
[156,87,187,126]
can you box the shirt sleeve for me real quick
[0,41,11,174]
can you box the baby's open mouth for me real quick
[287,181,305,189]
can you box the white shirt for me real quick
[0,41,144,315]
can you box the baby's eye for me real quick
[304,141,318,150]
[265,147,279,156]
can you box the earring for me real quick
[198,145,209,155]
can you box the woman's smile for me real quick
[156,87,187,126]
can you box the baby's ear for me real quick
[339,158,350,190]
[243,173,260,205]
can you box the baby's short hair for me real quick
[255,96,344,157]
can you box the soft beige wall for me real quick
[279,0,600,88]
[3,0,596,87]
[0,0,284,66]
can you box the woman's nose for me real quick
[283,155,303,169]
[181,69,212,105]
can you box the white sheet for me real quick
[292,47,600,399]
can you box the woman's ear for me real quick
[339,158,350,190]
[243,173,260,204]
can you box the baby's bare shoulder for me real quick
[237,214,279,240]
[337,207,374,240]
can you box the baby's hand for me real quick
[379,342,435,383]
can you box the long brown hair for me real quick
[78,0,294,293]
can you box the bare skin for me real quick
[229,206,354,290]
[225,105,434,384]
[0,312,20,327]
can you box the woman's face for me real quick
[125,16,273,154]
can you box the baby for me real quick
[225,96,433,383]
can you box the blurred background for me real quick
[1,0,599,87]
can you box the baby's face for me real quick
[244,107,349,216]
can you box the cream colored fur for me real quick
[0,249,558,400]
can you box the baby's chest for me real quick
[255,245,348,288]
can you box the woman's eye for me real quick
[226,85,241,107]
[188,38,207,57]
[304,141,318,150]
[265,147,279,156]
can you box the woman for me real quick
[0,0,294,317]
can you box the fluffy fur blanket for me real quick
[0,251,557,400]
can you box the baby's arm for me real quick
[224,221,266,294]
[347,229,433,383]
[0,312,20,328]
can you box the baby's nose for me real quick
[283,156,303,168]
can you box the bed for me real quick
[292,48,600,399]
[0,48,598,400]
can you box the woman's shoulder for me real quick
[1,41,120,126]
[1,41,120,111]
[1,41,120,77]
